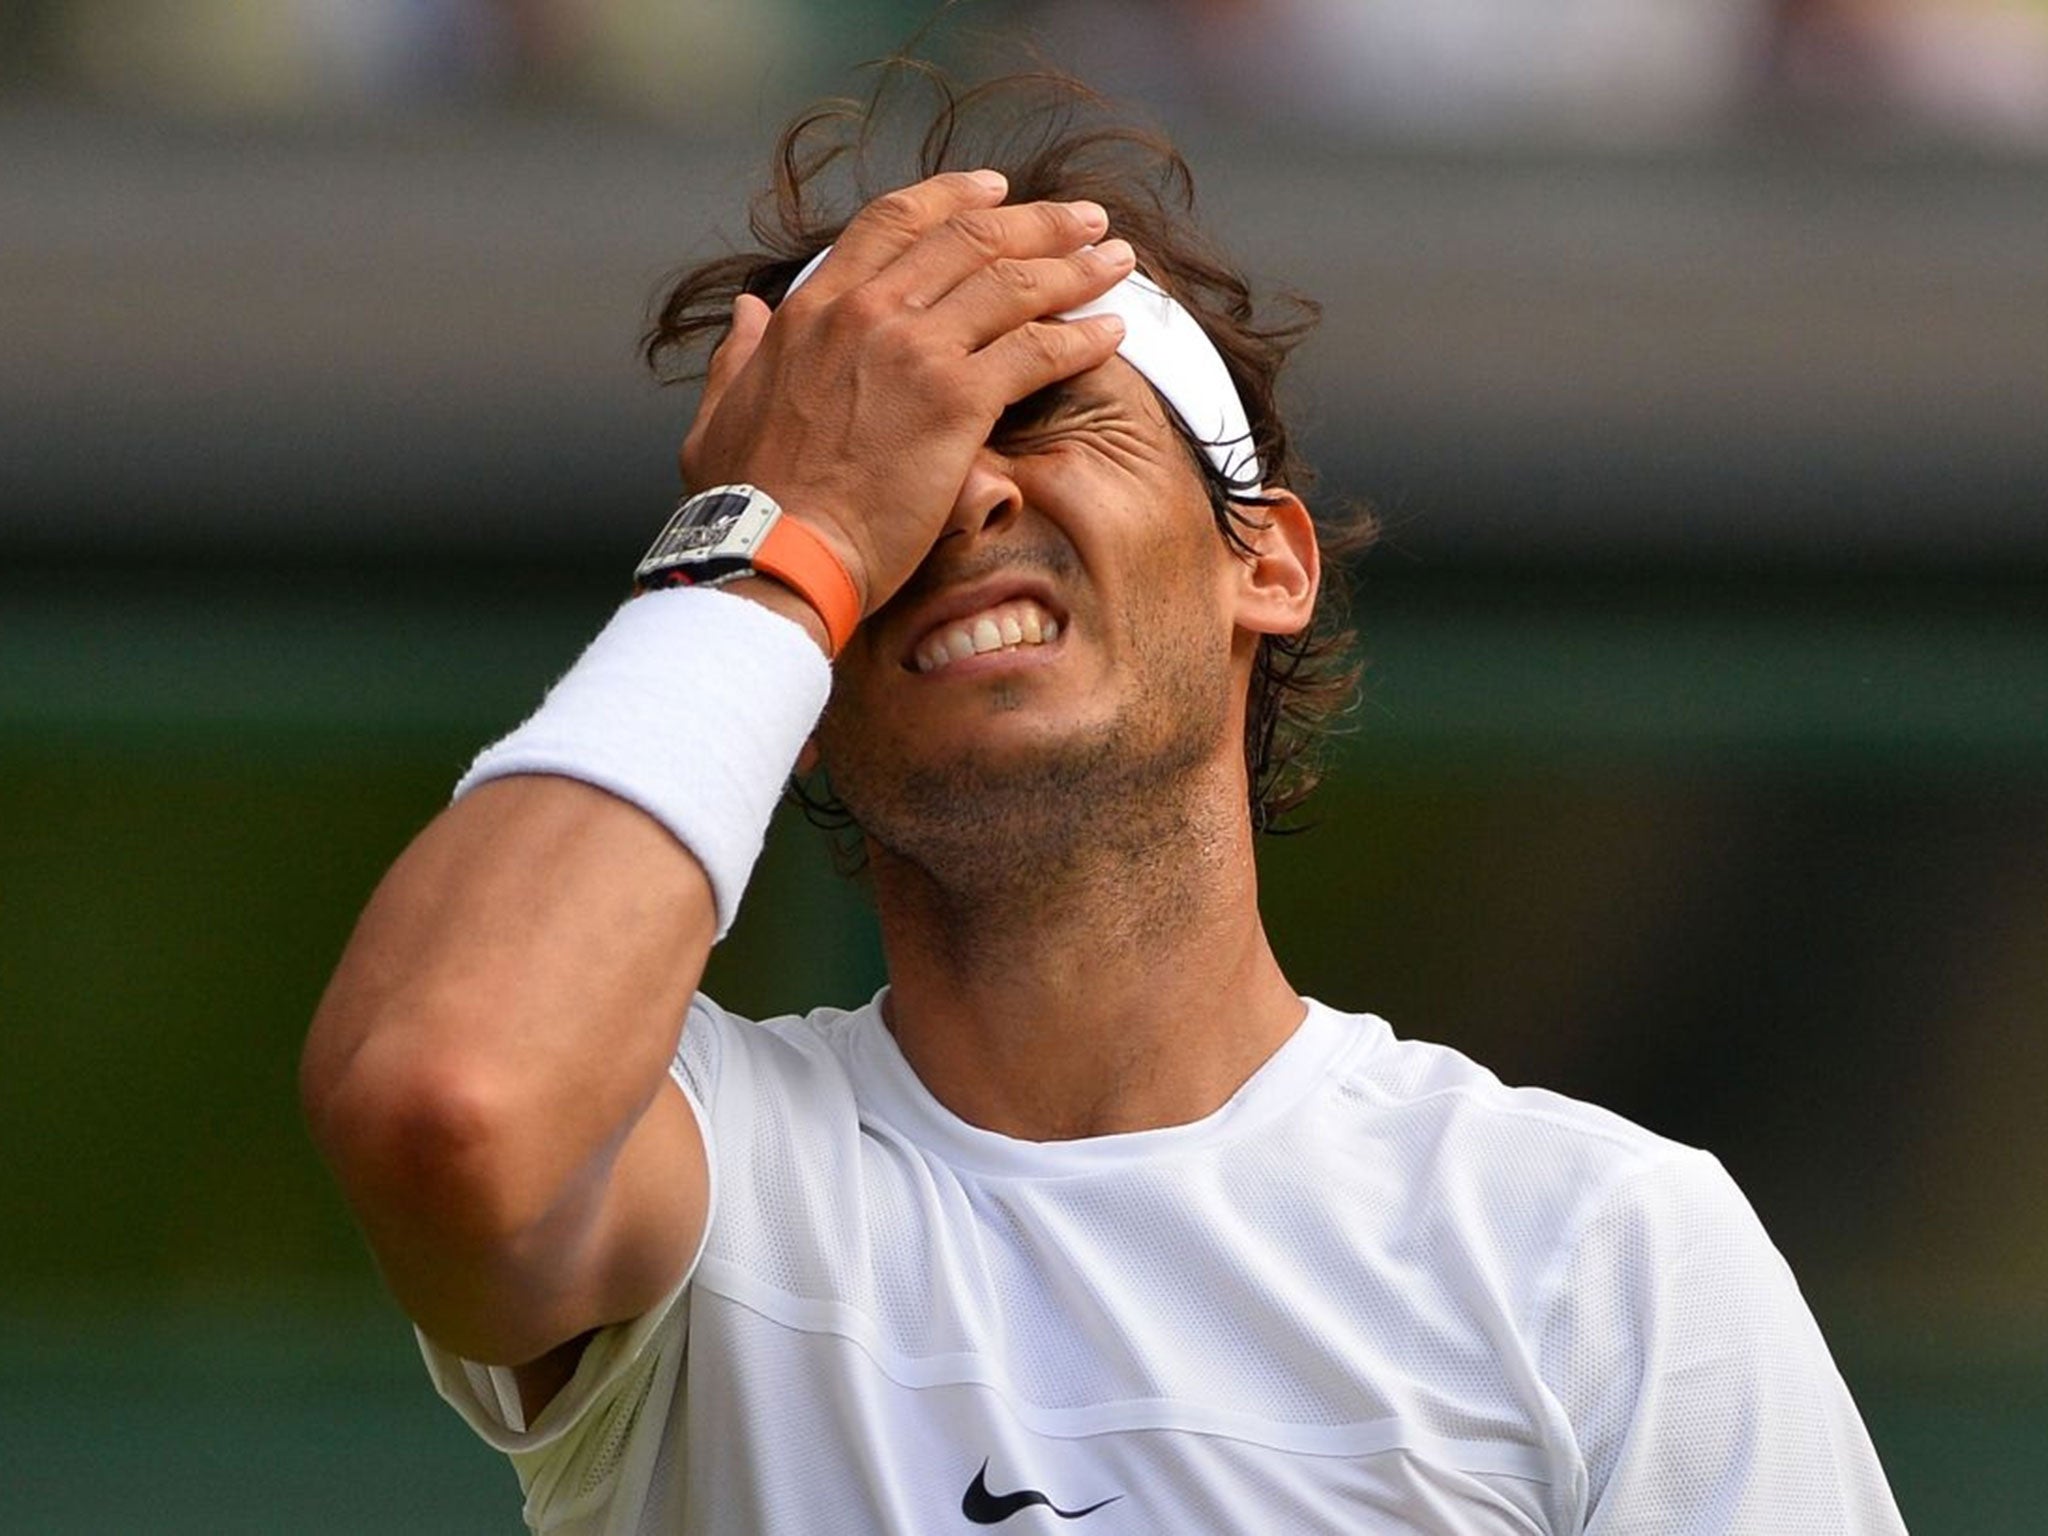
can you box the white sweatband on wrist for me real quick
[452,585,832,939]
[784,245,1263,491]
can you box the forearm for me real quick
[302,585,830,1360]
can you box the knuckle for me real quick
[989,256,1041,296]
[1039,200,1085,236]
[897,337,952,387]
[833,284,894,331]
[855,308,924,370]
[1017,322,1067,369]
[863,188,924,234]
[1041,323,1081,363]
[864,316,912,362]
[944,209,1005,258]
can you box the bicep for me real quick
[401,1073,710,1379]
[505,1076,710,1418]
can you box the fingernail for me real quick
[971,169,1007,193]
[1096,238,1135,266]
[1073,201,1109,231]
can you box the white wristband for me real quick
[453,585,832,938]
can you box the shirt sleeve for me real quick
[412,994,729,1532]
[1533,1147,1907,1535]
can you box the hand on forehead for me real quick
[681,171,1139,618]
[785,179,1260,490]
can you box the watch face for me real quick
[670,490,749,550]
[635,487,780,586]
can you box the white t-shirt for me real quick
[421,994,1905,1534]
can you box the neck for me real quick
[868,764,1305,1140]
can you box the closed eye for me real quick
[991,383,1070,443]
[990,383,1115,452]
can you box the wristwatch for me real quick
[633,484,862,657]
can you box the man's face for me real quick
[812,353,1254,878]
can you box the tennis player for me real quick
[302,71,1907,1533]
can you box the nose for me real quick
[942,446,1024,542]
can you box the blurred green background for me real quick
[4,2,2047,1531]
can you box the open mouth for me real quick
[909,596,1064,675]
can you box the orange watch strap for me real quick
[754,514,863,658]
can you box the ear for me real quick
[1230,490,1320,639]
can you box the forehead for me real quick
[1079,352,1167,407]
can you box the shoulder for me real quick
[669,990,870,1104]
[1307,1010,1784,1366]
[1335,1011,1672,1148]
[1317,1009,1714,1240]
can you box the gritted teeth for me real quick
[913,598,1063,674]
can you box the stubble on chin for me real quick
[862,740,1219,972]
[822,659,1236,953]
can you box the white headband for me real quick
[783,247,1262,490]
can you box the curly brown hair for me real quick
[643,61,1374,834]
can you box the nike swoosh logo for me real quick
[961,1460,1121,1525]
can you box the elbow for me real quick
[302,1012,544,1252]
